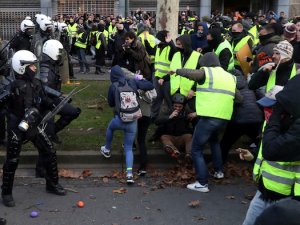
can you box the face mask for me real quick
[231,31,242,40]
[259,33,274,45]
[207,39,218,49]
[25,66,36,80]
[197,32,204,38]
[176,47,184,53]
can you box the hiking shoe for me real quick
[100,146,111,158]
[163,145,180,158]
[213,171,224,179]
[126,174,134,184]
[137,170,147,176]
[187,181,209,193]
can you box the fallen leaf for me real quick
[103,177,109,183]
[87,104,98,109]
[86,128,93,132]
[112,188,127,194]
[225,195,235,200]
[188,200,200,208]
[82,170,92,177]
[193,216,207,221]
[58,169,80,178]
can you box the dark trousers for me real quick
[2,115,59,195]
[137,116,151,170]
[0,110,6,141]
[220,122,262,162]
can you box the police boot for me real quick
[35,156,46,178]
[46,182,66,196]
[1,170,16,207]
[44,153,66,196]
[0,217,6,225]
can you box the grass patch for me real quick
[23,80,124,151]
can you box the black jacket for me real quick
[262,75,300,161]
[155,108,193,136]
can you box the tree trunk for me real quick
[156,0,179,40]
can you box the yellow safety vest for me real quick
[95,31,103,49]
[214,39,234,71]
[74,32,87,49]
[232,36,251,67]
[154,46,171,78]
[139,31,156,64]
[248,25,260,46]
[103,29,109,43]
[170,51,201,96]
[196,67,236,120]
[67,23,78,38]
[253,64,299,196]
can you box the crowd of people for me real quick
[0,7,300,225]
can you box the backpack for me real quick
[114,81,142,122]
[90,32,97,46]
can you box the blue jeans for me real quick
[242,191,281,225]
[105,116,137,173]
[76,47,89,72]
[191,117,227,185]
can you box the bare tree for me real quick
[156,0,179,39]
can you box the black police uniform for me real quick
[1,69,65,207]
[10,31,32,52]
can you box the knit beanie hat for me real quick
[283,23,297,39]
[273,40,294,60]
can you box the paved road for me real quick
[0,172,256,225]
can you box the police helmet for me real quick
[36,14,48,25]
[20,19,35,32]
[12,50,37,75]
[172,93,186,104]
[42,40,63,61]
[58,22,68,32]
[39,19,53,31]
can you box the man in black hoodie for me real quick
[243,75,300,225]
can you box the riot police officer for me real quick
[10,19,35,52]
[1,50,66,207]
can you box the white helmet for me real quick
[36,14,47,25]
[20,19,35,32]
[12,50,37,75]
[42,40,64,61]
[58,22,68,32]
[25,16,31,20]
[53,21,58,31]
[39,19,53,31]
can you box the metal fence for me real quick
[0,8,40,41]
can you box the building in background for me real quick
[0,0,299,40]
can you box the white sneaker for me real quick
[213,171,224,179]
[126,173,134,184]
[100,146,111,158]
[187,181,209,192]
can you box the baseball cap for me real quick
[257,85,284,107]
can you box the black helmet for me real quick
[172,93,186,104]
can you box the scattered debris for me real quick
[82,170,92,178]
[77,201,85,208]
[193,216,207,221]
[188,200,200,208]
[64,187,79,193]
[102,177,109,183]
[133,216,141,220]
[225,195,235,200]
[112,188,127,194]
[30,211,39,218]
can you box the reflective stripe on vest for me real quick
[170,51,201,96]
[95,31,102,49]
[139,32,156,63]
[248,25,260,46]
[232,36,251,66]
[253,64,299,195]
[74,32,87,48]
[195,67,236,120]
[154,46,171,78]
[103,30,109,43]
[68,23,78,38]
[214,39,234,71]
